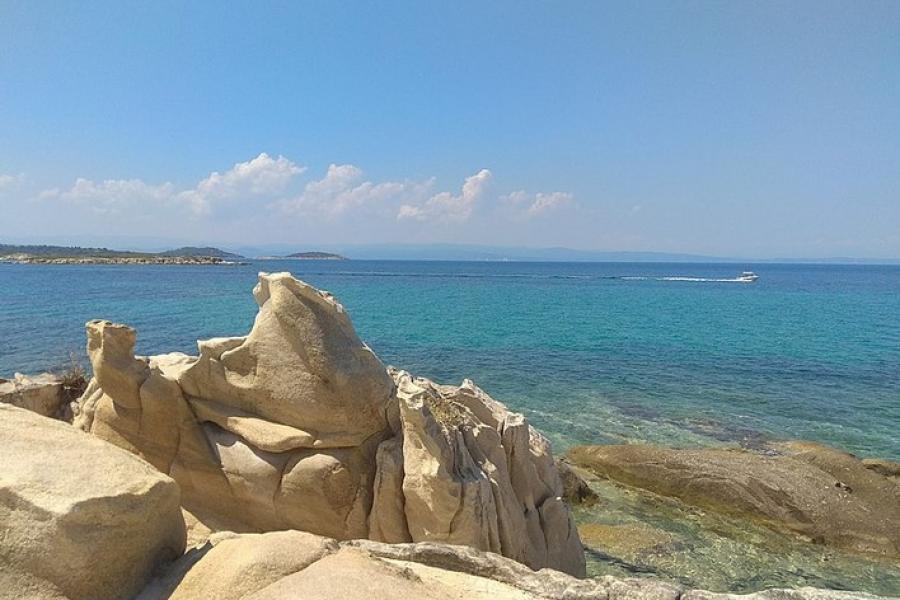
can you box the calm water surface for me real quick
[3,260,897,459]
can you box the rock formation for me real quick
[0,372,69,418]
[566,442,900,558]
[73,272,585,576]
[0,404,185,600]
[138,529,894,600]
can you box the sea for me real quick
[1,260,899,594]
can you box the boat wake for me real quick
[659,276,755,283]
[621,275,756,283]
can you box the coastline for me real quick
[0,255,246,265]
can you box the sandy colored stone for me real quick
[392,371,586,576]
[0,404,185,600]
[567,442,900,558]
[139,530,337,600]
[75,272,585,575]
[862,458,900,481]
[0,372,66,417]
[176,272,394,446]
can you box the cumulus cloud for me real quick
[277,164,430,218]
[502,189,573,217]
[398,169,492,222]
[178,153,304,215]
[35,155,574,237]
[40,153,303,217]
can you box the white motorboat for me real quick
[737,271,759,282]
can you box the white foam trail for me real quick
[659,276,751,283]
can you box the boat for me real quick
[737,271,759,282]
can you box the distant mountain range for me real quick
[233,243,900,264]
[2,242,898,264]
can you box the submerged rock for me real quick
[566,442,900,559]
[0,404,185,600]
[74,272,585,576]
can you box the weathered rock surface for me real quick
[138,529,675,600]
[74,271,585,576]
[0,404,186,600]
[567,442,900,558]
[863,458,900,482]
[137,529,896,600]
[0,372,67,418]
[682,589,890,599]
[557,458,601,506]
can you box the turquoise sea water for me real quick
[2,260,898,460]
[2,260,899,594]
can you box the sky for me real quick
[1,1,899,258]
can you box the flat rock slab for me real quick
[567,441,900,558]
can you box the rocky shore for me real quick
[566,443,900,559]
[1,254,243,265]
[1,272,897,599]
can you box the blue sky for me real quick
[1,1,899,257]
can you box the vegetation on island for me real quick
[283,251,347,260]
[0,244,245,264]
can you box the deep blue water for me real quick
[1,260,898,460]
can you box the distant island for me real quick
[282,251,347,260]
[0,244,246,265]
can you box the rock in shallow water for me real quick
[0,404,185,600]
[73,271,585,576]
[566,442,900,559]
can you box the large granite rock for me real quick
[138,530,677,600]
[74,272,585,576]
[137,529,896,600]
[373,371,585,574]
[0,404,185,600]
[567,442,900,558]
[0,372,67,418]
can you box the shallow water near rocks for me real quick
[574,476,900,596]
[1,260,898,594]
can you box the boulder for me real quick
[0,372,66,418]
[557,458,600,507]
[138,530,677,600]
[74,272,585,575]
[139,530,893,600]
[566,442,900,558]
[0,404,185,600]
[383,371,585,575]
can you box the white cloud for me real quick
[39,178,175,215]
[398,169,492,222]
[41,153,303,217]
[0,173,25,191]
[502,189,573,217]
[177,153,304,215]
[277,164,430,218]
